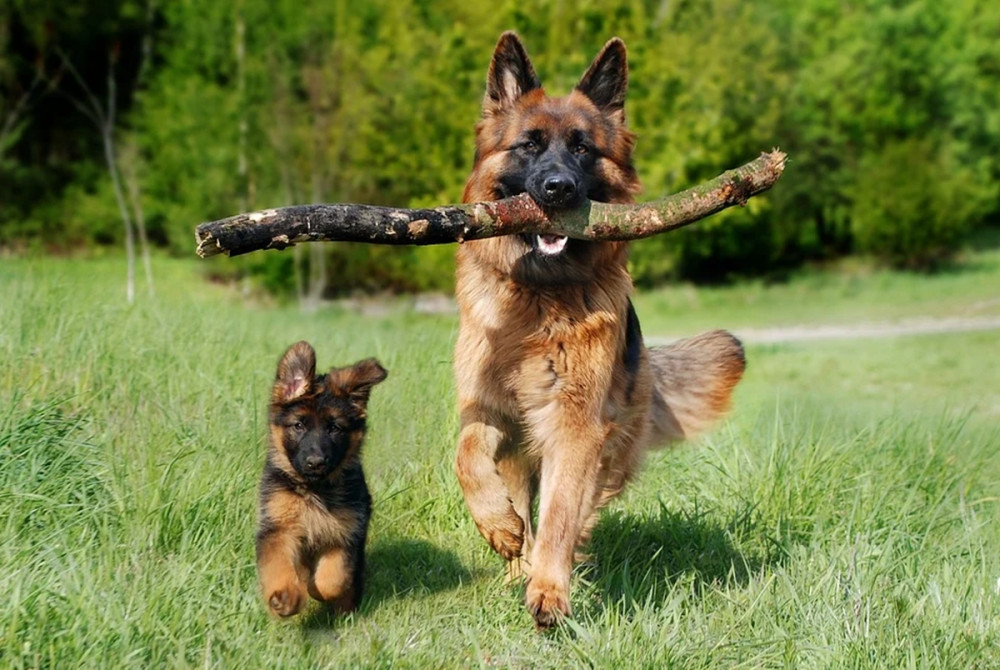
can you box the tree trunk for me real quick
[122,146,155,298]
[235,9,248,214]
[100,60,137,305]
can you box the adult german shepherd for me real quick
[256,341,387,617]
[454,32,746,629]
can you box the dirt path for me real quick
[343,294,1000,345]
[646,315,1000,346]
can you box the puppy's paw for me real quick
[267,584,306,618]
[525,577,571,630]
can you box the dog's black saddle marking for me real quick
[624,299,642,401]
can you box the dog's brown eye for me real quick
[522,140,537,152]
[573,143,589,155]
[289,420,305,432]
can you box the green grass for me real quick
[2,254,999,668]
[632,246,1000,334]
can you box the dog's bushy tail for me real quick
[646,330,746,447]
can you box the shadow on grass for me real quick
[301,537,470,629]
[581,502,777,615]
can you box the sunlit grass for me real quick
[1,254,998,668]
[633,245,1000,334]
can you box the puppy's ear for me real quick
[483,31,541,116]
[575,37,628,123]
[328,358,388,406]
[273,341,316,404]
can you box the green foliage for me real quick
[2,0,999,291]
[850,138,997,267]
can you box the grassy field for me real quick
[2,252,999,668]
[633,245,1000,334]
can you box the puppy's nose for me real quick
[304,454,326,472]
[543,175,576,201]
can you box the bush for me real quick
[849,139,996,268]
[239,243,456,299]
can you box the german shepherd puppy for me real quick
[256,341,387,617]
[454,32,746,628]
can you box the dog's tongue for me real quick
[536,234,568,256]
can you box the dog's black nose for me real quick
[304,454,326,472]
[543,175,577,201]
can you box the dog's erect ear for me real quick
[575,37,628,123]
[483,31,541,116]
[328,358,388,406]
[273,341,316,404]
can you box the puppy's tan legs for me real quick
[309,546,359,614]
[455,416,524,561]
[257,529,308,618]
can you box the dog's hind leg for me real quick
[575,416,649,562]
[455,413,525,561]
[497,453,538,581]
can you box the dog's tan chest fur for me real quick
[262,488,361,550]
[455,261,633,423]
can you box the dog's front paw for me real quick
[267,584,306,618]
[477,507,524,561]
[525,577,571,630]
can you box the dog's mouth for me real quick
[302,469,328,482]
[525,234,569,257]
[297,458,338,483]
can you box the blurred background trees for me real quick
[2,0,998,295]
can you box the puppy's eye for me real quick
[572,143,590,156]
[522,140,538,153]
[289,420,305,432]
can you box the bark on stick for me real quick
[195,149,786,258]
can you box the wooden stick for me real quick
[195,149,787,258]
